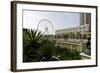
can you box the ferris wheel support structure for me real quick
[37,19,55,35]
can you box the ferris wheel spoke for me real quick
[37,19,54,35]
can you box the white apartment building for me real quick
[55,13,91,35]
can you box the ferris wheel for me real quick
[37,19,54,35]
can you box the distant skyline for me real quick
[23,10,80,34]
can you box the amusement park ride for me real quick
[37,19,54,35]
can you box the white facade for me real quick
[56,24,90,35]
[55,13,91,35]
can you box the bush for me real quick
[23,29,81,62]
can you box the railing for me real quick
[56,41,82,52]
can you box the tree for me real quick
[86,37,91,50]
[83,33,87,39]
[23,29,43,62]
[75,31,82,39]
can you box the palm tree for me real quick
[23,29,43,62]
[63,33,69,39]
[83,33,87,39]
[75,31,82,39]
[71,32,75,39]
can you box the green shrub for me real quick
[23,29,81,62]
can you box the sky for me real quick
[23,10,80,35]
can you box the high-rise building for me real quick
[80,13,91,25]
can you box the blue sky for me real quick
[23,10,80,35]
